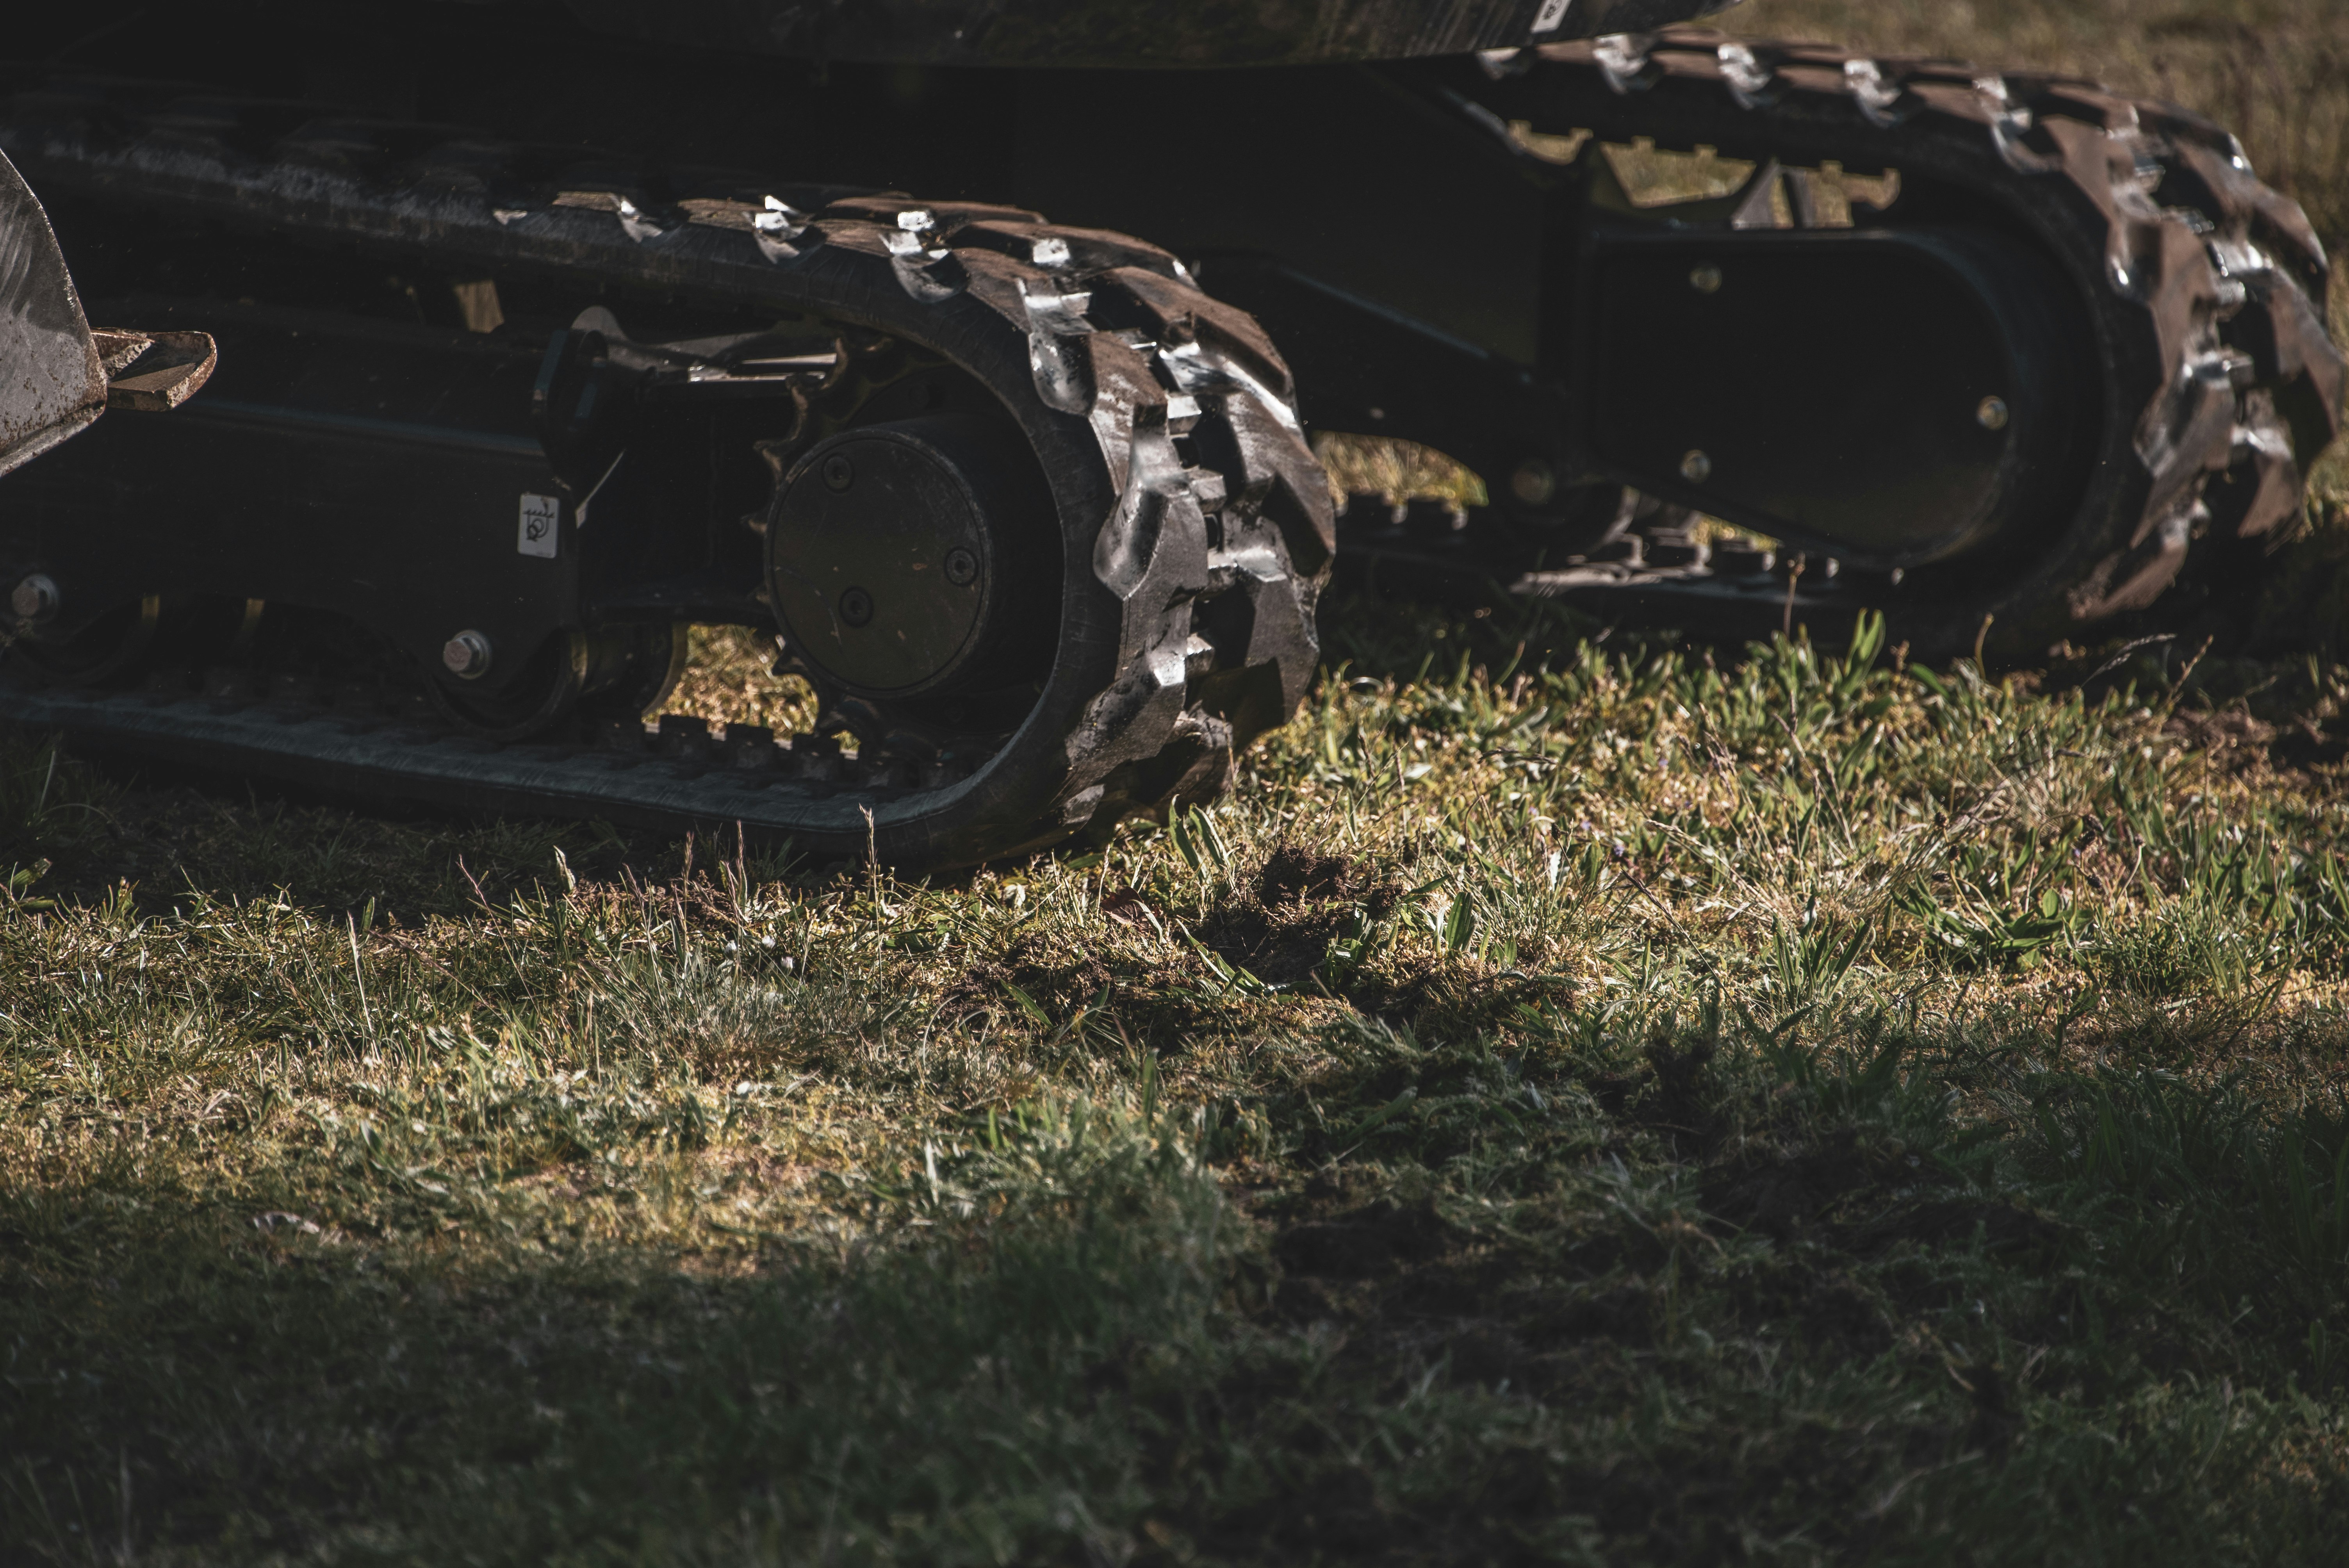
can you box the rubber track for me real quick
[0,91,1333,865]
[1469,27,2345,655]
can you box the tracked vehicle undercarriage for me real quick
[0,3,2338,869]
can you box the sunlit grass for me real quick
[1312,430,1487,510]
[663,622,822,734]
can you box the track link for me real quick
[0,88,1332,866]
[1462,27,2344,657]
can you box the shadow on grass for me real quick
[2,1099,1227,1564]
[9,1001,2349,1564]
[0,735,837,927]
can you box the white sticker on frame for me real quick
[518,493,560,558]
[1533,0,1573,32]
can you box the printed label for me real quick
[517,493,560,558]
[1533,0,1573,32]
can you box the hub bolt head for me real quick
[943,547,978,586]
[1510,459,1556,507]
[1689,263,1723,294]
[838,586,873,628]
[442,629,494,679]
[821,453,855,492]
[1976,395,2010,431]
[10,574,59,620]
[1680,449,1713,484]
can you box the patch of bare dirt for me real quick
[946,932,1119,1020]
[1200,845,1403,991]
[2165,707,2285,775]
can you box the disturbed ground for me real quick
[4,582,2349,1565]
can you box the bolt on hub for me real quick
[11,574,58,620]
[442,630,493,679]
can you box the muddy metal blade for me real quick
[0,148,107,478]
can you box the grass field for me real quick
[6,598,2349,1563]
[7,4,2349,1563]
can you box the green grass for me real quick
[5,594,2349,1564]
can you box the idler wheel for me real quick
[766,415,1053,700]
[423,623,684,740]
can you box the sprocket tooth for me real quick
[819,196,1045,232]
[953,219,1191,281]
[1094,266,1298,403]
[2158,135,2335,305]
[2226,269,2347,442]
[2069,494,2201,620]
[2210,402,2306,543]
